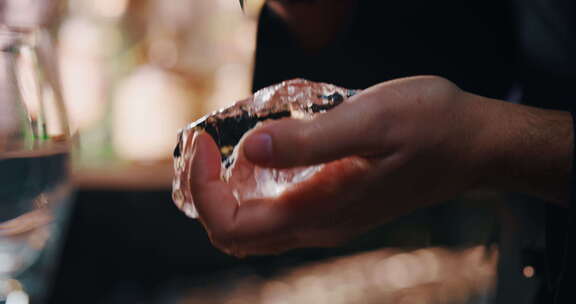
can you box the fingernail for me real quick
[244,133,273,164]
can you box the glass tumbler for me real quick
[1,27,72,303]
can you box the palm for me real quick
[189,76,493,256]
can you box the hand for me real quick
[190,76,572,256]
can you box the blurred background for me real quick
[59,0,261,174]
[2,0,560,303]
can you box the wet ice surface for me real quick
[172,79,358,218]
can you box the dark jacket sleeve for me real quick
[552,112,576,303]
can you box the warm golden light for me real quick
[523,266,535,278]
[58,17,111,133]
[112,65,197,162]
[59,0,261,167]
[90,0,129,18]
[179,246,498,304]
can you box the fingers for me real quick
[242,91,388,169]
[190,131,239,234]
[189,131,297,253]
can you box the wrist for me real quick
[476,98,573,205]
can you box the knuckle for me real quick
[420,74,448,83]
[420,75,460,97]
[414,75,450,87]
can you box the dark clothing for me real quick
[512,1,576,302]
[252,1,576,303]
[553,112,576,302]
[253,1,517,99]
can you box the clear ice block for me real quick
[172,79,358,218]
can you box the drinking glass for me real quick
[0,26,72,303]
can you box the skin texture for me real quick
[189,76,573,256]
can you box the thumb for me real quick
[242,94,385,168]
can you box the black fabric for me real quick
[512,1,576,302]
[253,1,517,99]
[552,112,576,303]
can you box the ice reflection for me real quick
[178,246,498,304]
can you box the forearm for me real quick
[266,0,357,51]
[475,94,573,206]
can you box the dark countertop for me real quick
[46,187,447,304]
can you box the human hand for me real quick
[189,76,572,256]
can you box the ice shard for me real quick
[172,79,358,218]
